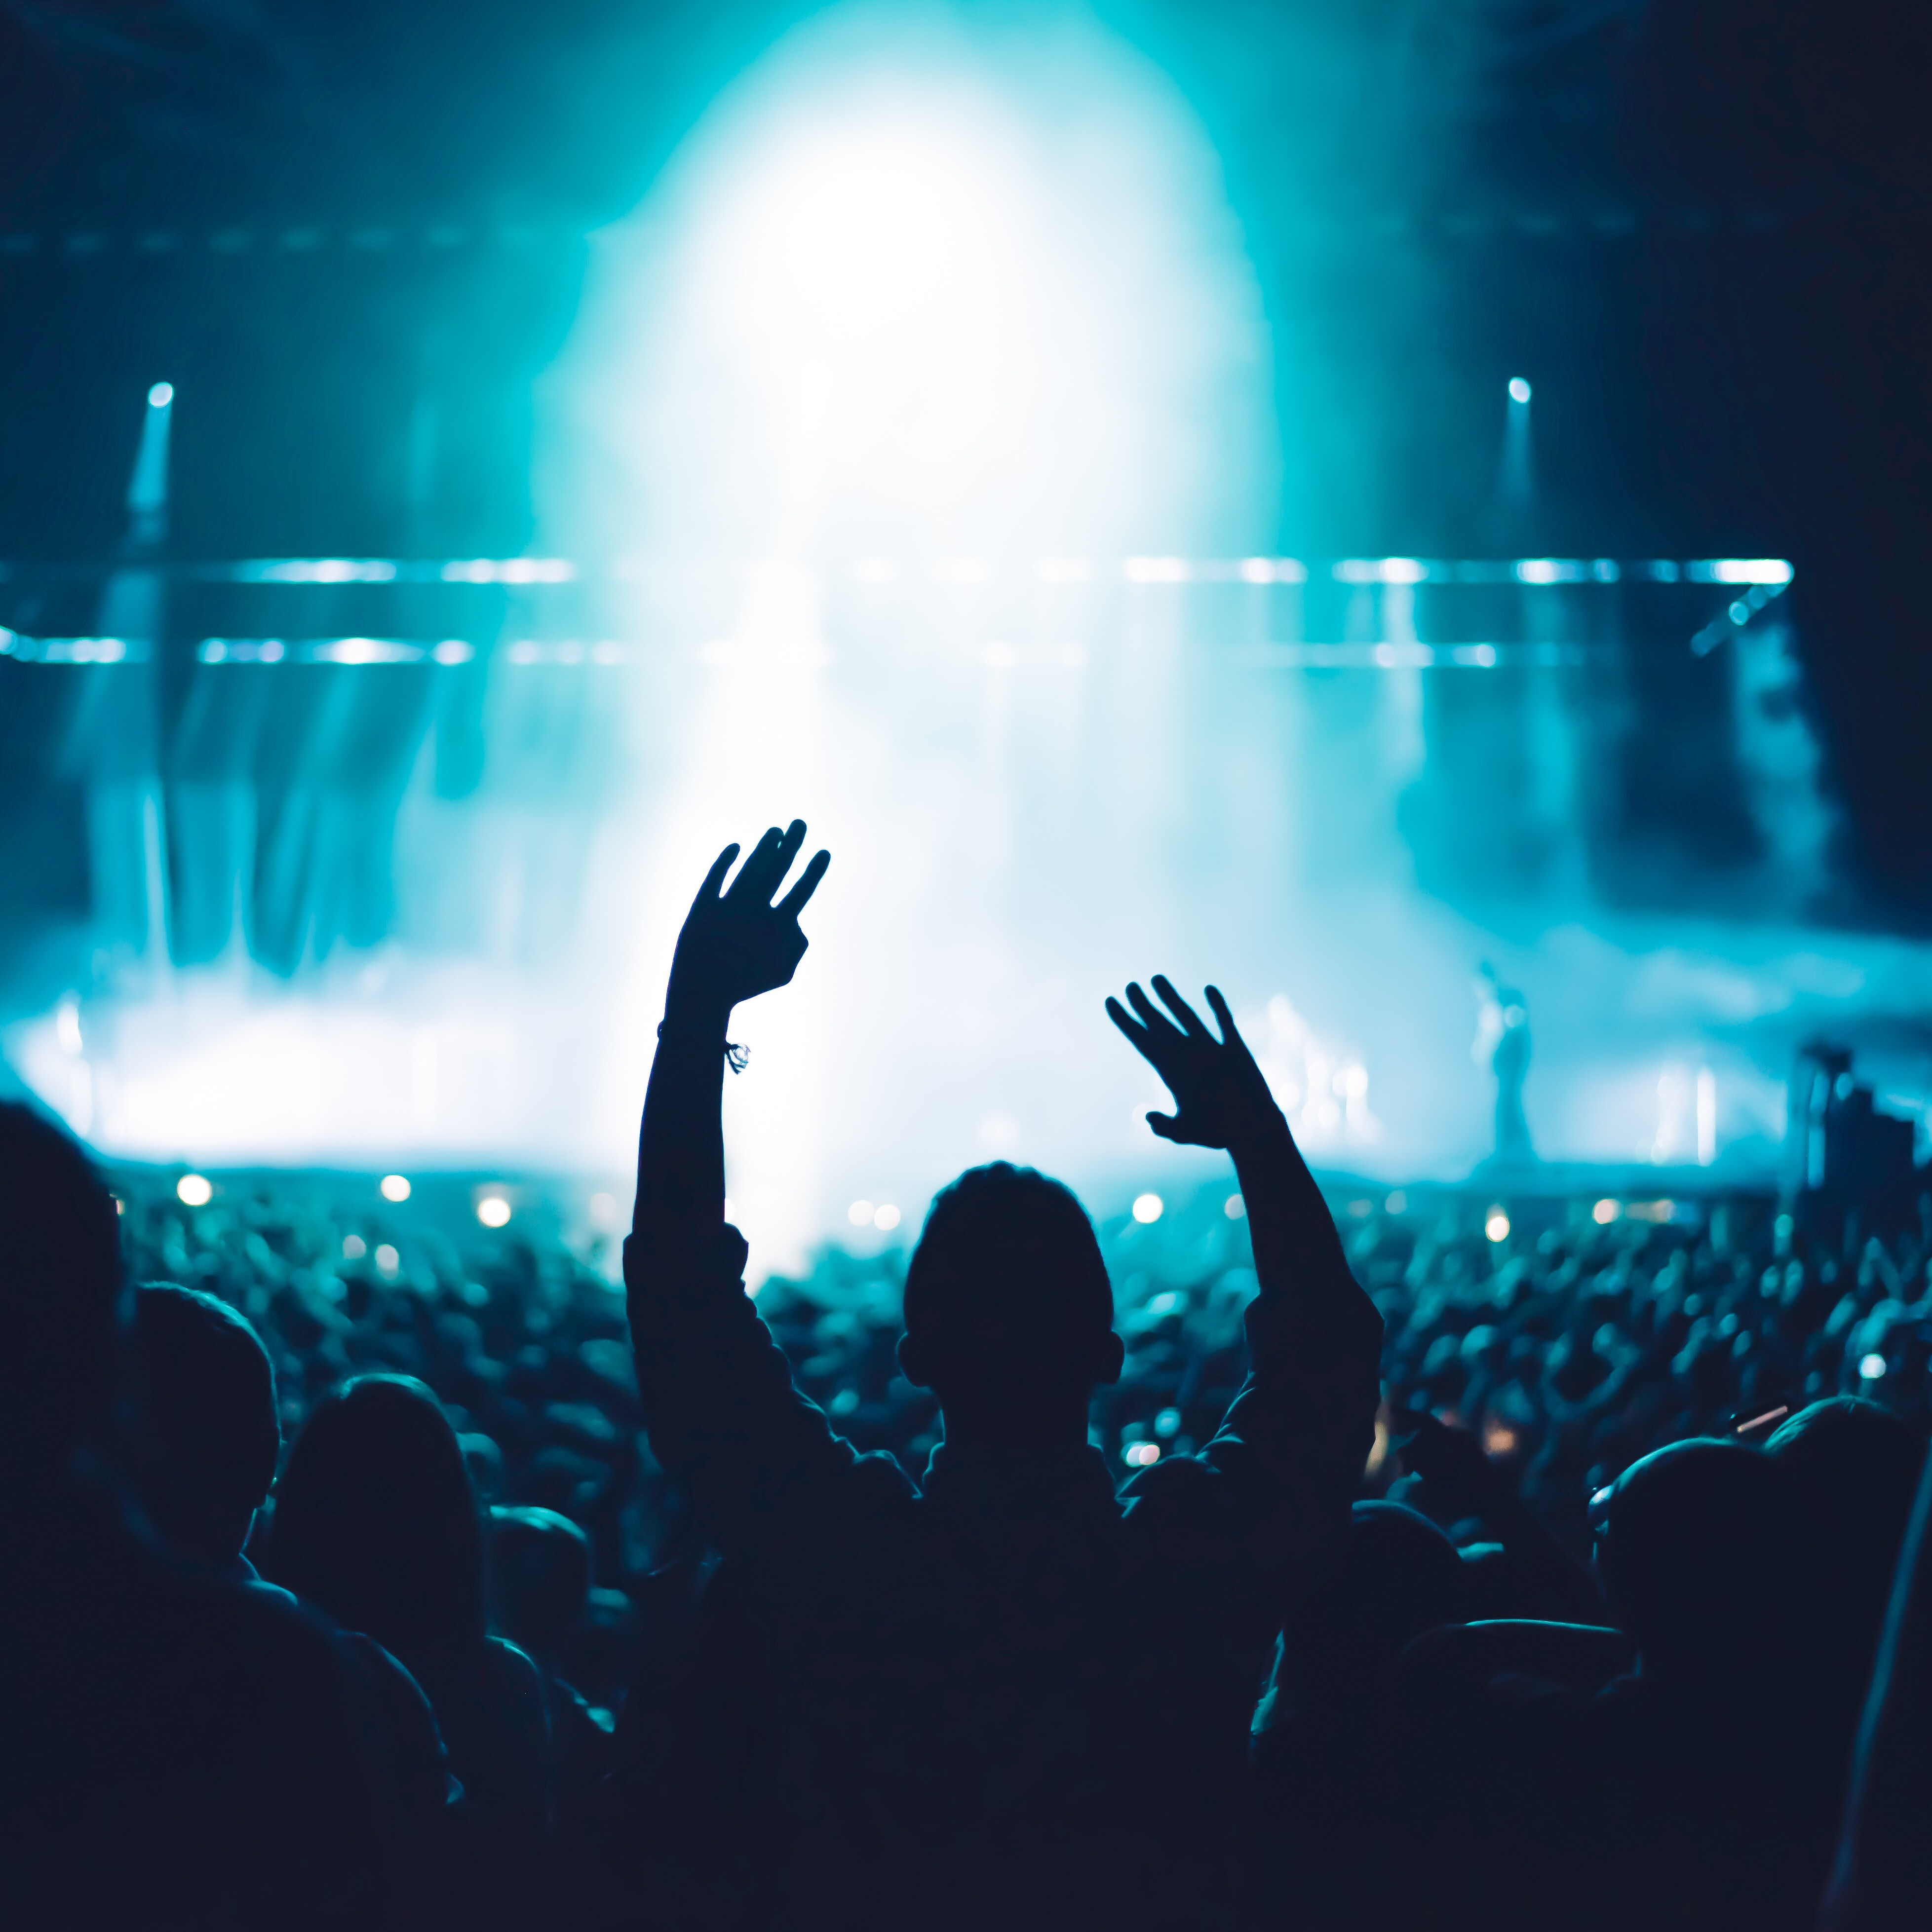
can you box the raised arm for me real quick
[1105,978,1371,1353]
[625,824,873,1557]
[1105,977,1382,1488]
[632,821,830,1242]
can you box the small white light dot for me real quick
[1124,1441,1161,1467]
[176,1173,213,1207]
[848,1199,876,1227]
[1132,1193,1164,1224]
[379,1174,411,1203]
[148,381,174,409]
[476,1195,511,1228]
[1385,1190,1407,1215]
[1508,376,1531,404]
[1485,1210,1511,1243]
[1224,1193,1245,1219]
[342,1234,367,1260]
[1593,1198,1621,1224]
[374,1244,400,1277]
[873,1203,901,1231]
[1860,1353,1888,1381]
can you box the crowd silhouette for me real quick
[5,817,1930,1930]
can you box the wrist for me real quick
[1227,1104,1292,1157]
[657,1007,732,1051]
[660,991,733,1035]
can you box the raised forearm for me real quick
[632,998,731,1235]
[1229,1106,1351,1306]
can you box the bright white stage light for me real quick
[148,381,174,409]
[1484,1210,1510,1243]
[380,1173,412,1202]
[476,1194,512,1228]
[176,1172,212,1207]
[1132,1192,1163,1224]
[552,14,1275,568]
[873,1203,901,1231]
[1508,377,1531,404]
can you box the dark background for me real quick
[1,0,1927,913]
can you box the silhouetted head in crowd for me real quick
[1766,1396,1926,1653]
[1280,1501,1468,1720]
[132,1283,280,1565]
[0,1100,125,1478]
[491,1504,590,1673]
[1593,1438,1810,1680]
[270,1373,485,1672]
[898,1162,1123,1452]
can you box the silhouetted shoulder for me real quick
[339,1631,458,1819]
[1115,1447,1260,1542]
[479,1632,549,1712]
[8,1532,408,1932]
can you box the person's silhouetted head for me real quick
[131,1282,280,1564]
[897,1163,1123,1450]
[1281,1500,1468,1719]
[270,1373,484,1672]
[1766,1396,1926,1658]
[0,1100,125,1476]
[1593,1438,1808,1677]
[491,1504,590,1672]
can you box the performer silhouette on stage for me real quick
[1473,961,1534,1166]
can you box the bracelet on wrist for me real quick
[657,1017,749,1073]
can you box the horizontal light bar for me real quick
[198,638,481,665]
[1688,559,1795,585]
[0,632,146,663]
[0,208,1832,263]
[0,555,1794,587]
[15,636,1606,672]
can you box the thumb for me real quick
[1147,1112,1183,1140]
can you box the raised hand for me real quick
[1105,976,1280,1151]
[665,821,831,1021]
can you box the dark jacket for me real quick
[622,1218,1379,1932]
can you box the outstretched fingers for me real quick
[777,846,832,918]
[1150,974,1212,1040]
[693,843,741,910]
[727,824,789,902]
[1202,985,1246,1051]
[1125,980,1185,1042]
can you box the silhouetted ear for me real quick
[896,1331,934,1390]
[1093,1331,1126,1388]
